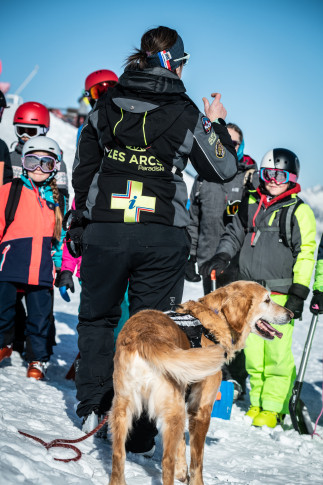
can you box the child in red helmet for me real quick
[84,69,118,108]
[7,102,69,201]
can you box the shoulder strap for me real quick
[279,198,303,251]
[3,178,24,240]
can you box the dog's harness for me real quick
[166,311,220,348]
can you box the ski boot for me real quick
[82,408,108,439]
[252,410,284,428]
[27,361,48,380]
[245,406,261,420]
[0,345,13,363]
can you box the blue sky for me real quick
[1,0,323,188]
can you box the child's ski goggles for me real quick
[260,168,297,185]
[85,80,117,100]
[22,154,58,173]
[15,124,49,139]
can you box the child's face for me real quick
[265,180,289,197]
[27,151,52,184]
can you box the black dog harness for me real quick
[166,311,220,348]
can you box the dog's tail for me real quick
[139,344,226,386]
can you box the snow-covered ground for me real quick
[0,108,322,484]
[0,281,322,485]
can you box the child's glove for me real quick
[63,209,86,258]
[310,290,323,315]
[285,294,304,320]
[285,283,310,320]
[199,252,231,278]
[185,255,201,282]
[56,270,75,302]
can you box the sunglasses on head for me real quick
[15,124,48,139]
[260,168,297,185]
[173,52,190,66]
[85,80,118,100]
[22,154,58,173]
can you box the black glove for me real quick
[62,209,85,231]
[185,256,201,282]
[310,290,323,315]
[285,283,309,320]
[63,209,86,258]
[55,270,75,292]
[199,252,231,278]
[285,295,304,320]
[66,227,84,258]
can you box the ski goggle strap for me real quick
[260,168,298,185]
[15,124,49,139]
[85,81,117,100]
[22,154,58,173]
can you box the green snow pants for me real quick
[244,293,296,414]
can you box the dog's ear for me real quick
[221,294,252,333]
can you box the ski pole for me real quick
[289,313,319,434]
[211,270,216,292]
[295,314,319,388]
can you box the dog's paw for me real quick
[175,469,189,483]
[176,300,200,314]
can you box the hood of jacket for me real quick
[103,67,195,147]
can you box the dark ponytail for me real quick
[125,26,178,70]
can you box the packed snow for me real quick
[0,110,322,485]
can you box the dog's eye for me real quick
[265,296,271,304]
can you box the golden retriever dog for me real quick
[108,281,293,485]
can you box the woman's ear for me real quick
[175,64,183,78]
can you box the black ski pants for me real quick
[76,222,190,422]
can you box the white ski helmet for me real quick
[22,136,62,161]
[260,148,300,179]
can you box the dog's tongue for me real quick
[262,320,283,339]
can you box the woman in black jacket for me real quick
[71,25,238,454]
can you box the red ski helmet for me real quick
[84,69,118,100]
[85,69,118,91]
[13,102,50,128]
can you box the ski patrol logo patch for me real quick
[111,180,156,222]
[201,116,212,134]
[215,139,225,158]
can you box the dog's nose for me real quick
[287,308,294,319]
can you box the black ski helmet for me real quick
[260,148,300,179]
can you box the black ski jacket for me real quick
[73,67,238,227]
